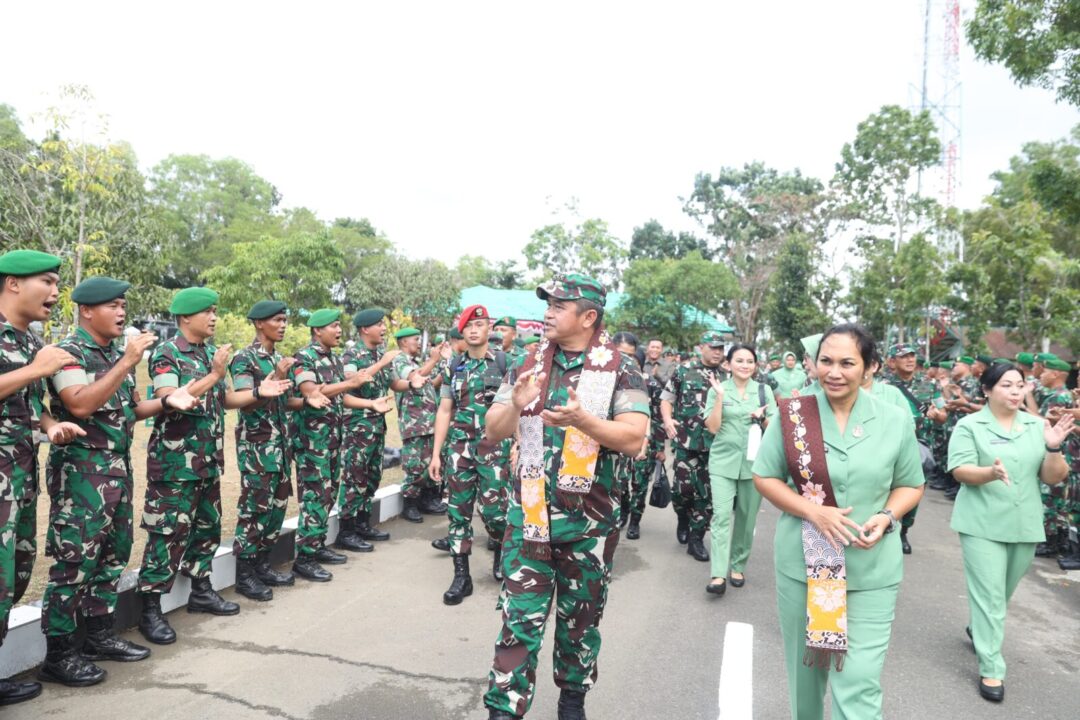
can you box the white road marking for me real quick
[718,621,754,720]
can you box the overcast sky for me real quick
[2,1,1077,267]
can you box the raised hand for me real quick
[275,356,296,379]
[31,345,77,377]
[47,421,86,445]
[439,343,453,361]
[707,374,724,396]
[1045,413,1075,448]
[511,370,545,412]
[122,332,157,368]
[211,344,234,378]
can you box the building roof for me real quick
[460,285,734,334]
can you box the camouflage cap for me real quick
[888,343,917,358]
[768,353,781,361]
[536,273,607,307]
[700,331,725,348]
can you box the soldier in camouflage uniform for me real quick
[941,355,984,501]
[228,300,299,601]
[887,343,948,555]
[611,332,652,541]
[1034,358,1074,557]
[660,331,726,561]
[0,250,86,704]
[1053,379,1080,570]
[389,327,445,523]
[137,287,243,645]
[289,309,372,581]
[481,274,649,720]
[337,308,400,549]
[493,316,526,365]
[430,304,512,605]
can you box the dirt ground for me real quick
[24,364,404,604]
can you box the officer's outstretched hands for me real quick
[32,345,77,377]
[122,332,157,368]
[541,386,586,428]
[512,371,545,412]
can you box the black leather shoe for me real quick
[431,536,451,552]
[705,579,726,596]
[187,576,240,616]
[492,542,504,582]
[402,497,424,523]
[293,556,332,582]
[978,678,1004,702]
[443,555,473,605]
[487,536,498,551]
[1059,540,1080,571]
[420,488,448,514]
[676,511,689,545]
[255,552,295,586]
[965,625,975,653]
[900,530,912,555]
[687,532,709,562]
[82,614,151,662]
[626,513,641,540]
[0,678,42,706]
[557,688,587,720]
[729,574,745,588]
[335,518,374,552]
[38,635,107,687]
[235,557,273,601]
[315,546,348,564]
[356,512,390,541]
[138,593,176,645]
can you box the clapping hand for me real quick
[992,457,1010,486]
[372,395,394,415]
[511,370,545,412]
[166,380,200,411]
[211,344,234,378]
[348,369,373,388]
[122,333,157,368]
[47,421,86,445]
[1045,413,1075,448]
[305,385,331,409]
[541,387,586,428]
[256,378,292,398]
[274,357,296,380]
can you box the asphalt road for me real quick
[10,487,1079,719]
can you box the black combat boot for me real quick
[315,545,348,564]
[900,528,912,555]
[235,556,273,601]
[38,634,106,687]
[1058,539,1080,571]
[335,517,374,552]
[492,541,504,582]
[1035,528,1061,557]
[487,536,498,551]
[138,592,176,645]
[619,496,631,528]
[0,677,42,706]
[293,555,332,582]
[443,554,473,605]
[431,536,451,552]
[686,530,709,562]
[187,575,240,616]
[255,551,295,586]
[356,511,390,541]
[675,510,689,545]
[82,613,151,662]
[626,513,642,540]
[557,688,587,720]
[487,708,519,720]
[402,497,424,523]
[420,486,447,514]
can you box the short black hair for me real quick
[980,362,1023,393]
[726,342,757,364]
[818,323,875,368]
[612,331,639,349]
[574,298,605,324]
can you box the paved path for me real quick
[10,488,1079,719]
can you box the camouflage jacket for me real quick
[439,349,506,444]
[393,351,437,440]
[495,347,650,541]
[291,341,345,452]
[342,344,392,433]
[890,373,942,445]
[230,340,291,473]
[0,311,44,501]
[49,327,137,478]
[1039,386,1073,417]
[147,335,226,479]
[661,358,724,452]
[647,372,665,448]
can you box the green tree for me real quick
[523,201,626,290]
[330,217,393,310]
[627,219,709,261]
[453,255,524,289]
[212,312,312,358]
[346,254,461,333]
[765,234,828,352]
[612,251,737,350]
[967,0,1080,106]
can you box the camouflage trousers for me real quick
[0,485,36,646]
[615,455,652,520]
[484,528,619,717]
[42,470,132,636]
[295,446,341,557]
[1041,482,1069,535]
[400,434,436,500]
[339,426,384,520]
[673,447,711,533]
[233,471,291,559]
[447,440,510,556]
[138,475,222,593]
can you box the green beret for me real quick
[448,328,464,340]
[1044,358,1072,372]
[1015,352,1034,366]
[70,276,130,305]
[393,327,421,340]
[353,307,386,328]
[957,355,975,365]
[536,273,607,307]
[432,333,445,344]
[169,287,219,316]
[801,333,823,361]
[975,354,993,365]
[939,361,954,370]
[700,331,724,347]
[993,357,1012,364]
[247,300,287,320]
[1034,352,1059,363]
[0,249,61,277]
[521,335,541,345]
[307,308,341,328]
[768,353,781,361]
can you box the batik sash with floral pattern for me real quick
[517,325,619,559]
[778,395,848,671]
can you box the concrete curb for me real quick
[0,483,404,678]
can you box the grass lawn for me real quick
[25,363,405,604]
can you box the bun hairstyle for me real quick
[726,342,757,363]
[818,323,875,367]
[980,362,1023,393]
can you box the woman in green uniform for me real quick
[947,362,1072,702]
[703,344,777,595]
[770,351,807,399]
[752,324,924,720]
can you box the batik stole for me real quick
[778,395,848,671]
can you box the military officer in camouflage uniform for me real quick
[493,316,526,365]
[429,304,511,605]
[0,251,85,704]
[136,287,246,645]
[338,308,400,550]
[289,309,371,581]
[389,327,445,523]
[887,343,947,554]
[1035,358,1074,557]
[228,300,299,601]
[660,331,726,561]
[482,274,648,720]
[611,332,651,537]
[1051,380,1080,570]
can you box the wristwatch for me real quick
[876,509,898,534]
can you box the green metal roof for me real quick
[460,285,734,334]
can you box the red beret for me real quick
[456,304,489,333]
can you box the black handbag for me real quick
[648,459,672,509]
